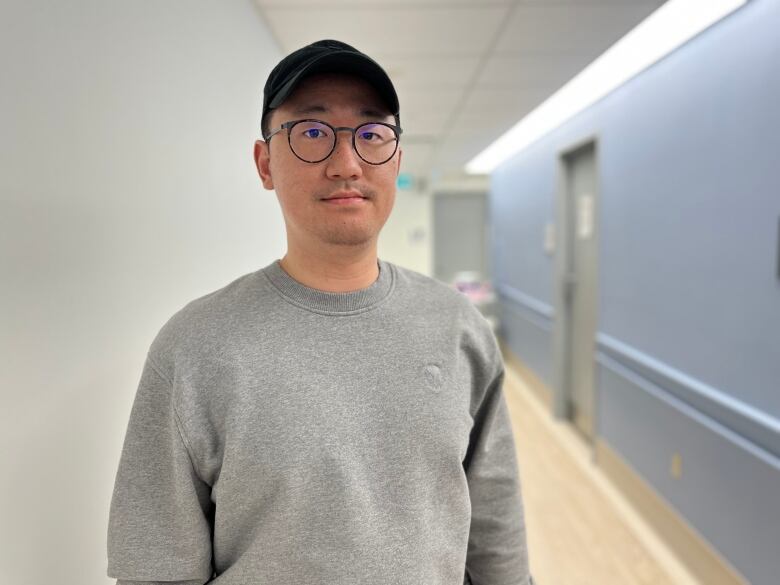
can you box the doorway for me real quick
[553,140,600,442]
[432,191,489,284]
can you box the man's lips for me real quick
[321,190,367,201]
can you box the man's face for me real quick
[254,73,402,249]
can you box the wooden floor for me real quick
[503,365,701,585]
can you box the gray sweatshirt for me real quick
[107,259,531,585]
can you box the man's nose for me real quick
[325,131,363,180]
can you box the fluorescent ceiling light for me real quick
[466,0,747,175]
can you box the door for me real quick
[560,142,599,440]
[432,192,489,284]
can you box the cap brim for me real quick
[268,50,399,115]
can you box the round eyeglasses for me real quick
[264,119,402,165]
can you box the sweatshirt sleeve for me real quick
[462,358,533,585]
[107,355,215,584]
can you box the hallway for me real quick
[503,359,699,585]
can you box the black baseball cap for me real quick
[262,39,400,137]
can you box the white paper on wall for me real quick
[577,193,594,239]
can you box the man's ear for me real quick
[395,146,403,177]
[254,140,274,190]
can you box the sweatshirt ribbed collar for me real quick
[261,258,395,314]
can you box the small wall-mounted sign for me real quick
[670,452,683,479]
[396,173,414,191]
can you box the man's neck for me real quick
[279,244,380,293]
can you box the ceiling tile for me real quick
[475,53,593,88]
[256,0,512,6]
[433,133,496,170]
[444,113,518,147]
[374,55,481,89]
[263,6,508,56]
[396,86,464,136]
[493,3,663,55]
[517,0,665,5]
[400,108,452,137]
[462,86,551,110]
[396,86,463,114]
[447,87,546,133]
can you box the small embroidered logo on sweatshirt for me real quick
[422,363,443,393]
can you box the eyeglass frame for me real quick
[263,118,403,165]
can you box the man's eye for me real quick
[303,128,324,138]
[359,132,377,141]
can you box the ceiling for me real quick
[254,0,666,186]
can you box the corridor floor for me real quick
[503,365,700,585]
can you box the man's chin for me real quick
[319,228,376,247]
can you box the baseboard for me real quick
[595,439,748,585]
[499,339,552,412]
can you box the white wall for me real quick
[379,188,432,276]
[0,2,282,583]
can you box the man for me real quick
[107,39,532,585]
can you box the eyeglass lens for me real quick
[289,121,398,164]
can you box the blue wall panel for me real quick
[497,289,554,388]
[598,351,780,585]
[491,1,780,582]
[491,144,557,305]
